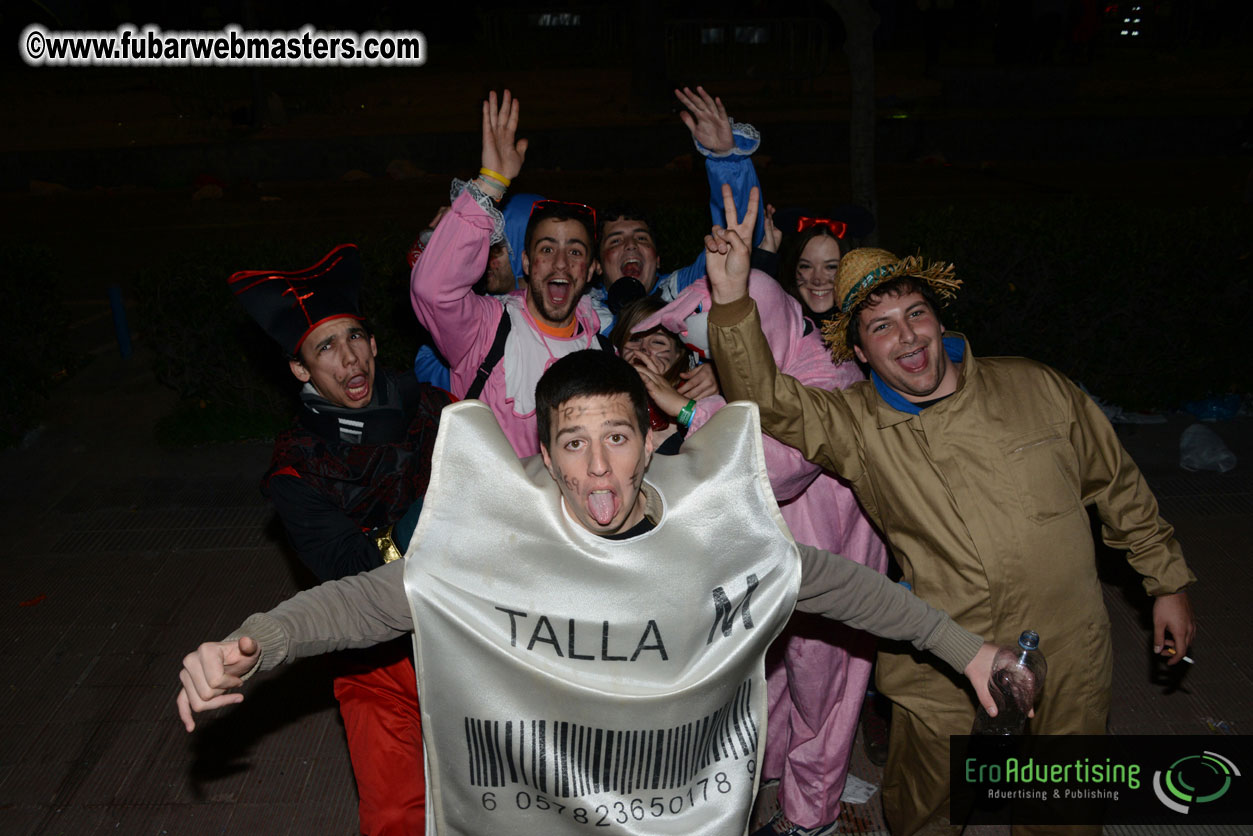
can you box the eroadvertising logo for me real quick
[1152,750,1240,814]
[951,735,1251,827]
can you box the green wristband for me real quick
[677,399,697,428]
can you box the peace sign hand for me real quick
[704,184,758,304]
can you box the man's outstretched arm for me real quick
[794,543,1001,718]
[175,559,411,731]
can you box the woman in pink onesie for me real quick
[634,270,887,836]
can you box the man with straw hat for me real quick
[703,192,1196,836]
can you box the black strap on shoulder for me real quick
[465,313,512,401]
[465,316,613,402]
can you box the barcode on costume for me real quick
[463,680,757,796]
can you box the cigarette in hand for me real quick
[1165,647,1195,664]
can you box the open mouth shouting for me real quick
[895,345,930,375]
[620,258,642,279]
[546,277,573,308]
[343,372,372,403]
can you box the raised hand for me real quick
[632,365,689,418]
[704,184,759,304]
[675,86,734,155]
[480,90,528,182]
[621,344,667,376]
[176,635,261,732]
[758,203,782,254]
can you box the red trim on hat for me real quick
[227,244,358,289]
[272,466,301,479]
[282,283,316,328]
[228,244,360,339]
[292,313,366,356]
[228,245,358,288]
[236,255,346,323]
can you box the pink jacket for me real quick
[410,191,604,458]
[636,271,870,513]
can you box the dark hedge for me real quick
[0,247,81,448]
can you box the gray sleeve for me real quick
[226,559,412,674]
[794,544,984,673]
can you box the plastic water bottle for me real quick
[972,630,1047,735]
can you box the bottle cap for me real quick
[1018,630,1040,651]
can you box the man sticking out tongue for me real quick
[539,390,650,534]
[176,348,1003,836]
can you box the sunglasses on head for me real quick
[796,216,848,239]
[529,199,598,235]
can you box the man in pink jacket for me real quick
[410,90,606,458]
[635,245,888,836]
[411,89,743,456]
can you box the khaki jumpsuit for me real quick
[710,300,1195,836]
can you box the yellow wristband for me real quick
[479,167,512,188]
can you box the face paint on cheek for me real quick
[562,474,580,494]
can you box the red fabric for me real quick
[334,652,425,836]
[796,216,847,238]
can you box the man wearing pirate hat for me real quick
[705,207,1196,835]
[229,243,449,835]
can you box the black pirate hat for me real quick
[228,244,364,356]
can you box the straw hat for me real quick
[821,247,961,361]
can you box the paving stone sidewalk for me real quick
[0,345,1248,835]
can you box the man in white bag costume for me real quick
[177,350,998,836]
